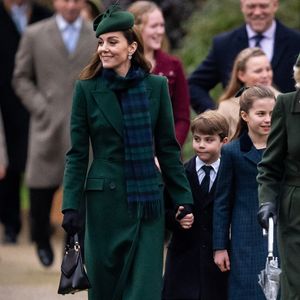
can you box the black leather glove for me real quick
[62,209,82,235]
[257,202,277,230]
[176,204,193,221]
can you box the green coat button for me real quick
[109,182,116,190]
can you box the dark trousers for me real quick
[29,186,58,247]
[0,170,22,236]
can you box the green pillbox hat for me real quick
[295,53,300,67]
[93,4,134,38]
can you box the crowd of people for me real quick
[1,0,300,299]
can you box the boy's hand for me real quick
[176,205,194,229]
[176,204,193,220]
[214,250,230,272]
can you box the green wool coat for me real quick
[62,73,193,300]
[257,89,300,300]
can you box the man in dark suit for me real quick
[0,0,52,244]
[189,0,300,113]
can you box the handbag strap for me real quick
[66,233,80,252]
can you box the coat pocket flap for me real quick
[85,178,104,191]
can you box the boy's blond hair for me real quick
[191,110,229,140]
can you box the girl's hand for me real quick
[214,249,230,272]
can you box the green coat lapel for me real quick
[91,77,153,138]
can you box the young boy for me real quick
[162,110,229,300]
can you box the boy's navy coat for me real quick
[163,156,228,300]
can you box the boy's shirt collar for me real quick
[195,156,220,174]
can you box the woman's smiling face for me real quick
[97,31,137,77]
[140,8,165,52]
[238,55,273,87]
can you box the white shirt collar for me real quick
[246,20,276,40]
[55,14,83,31]
[11,3,28,14]
[195,156,220,174]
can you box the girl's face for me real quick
[238,55,273,87]
[192,133,227,165]
[241,97,275,139]
[97,31,137,77]
[140,9,165,52]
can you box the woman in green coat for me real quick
[257,53,300,300]
[61,5,193,300]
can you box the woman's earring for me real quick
[128,53,132,60]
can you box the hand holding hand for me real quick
[257,202,277,230]
[62,209,82,235]
[176,205,194,229]
[176,204,193,220]
[214,250,230,272]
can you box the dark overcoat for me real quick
[62,73,193,300]
[163,156,228,300]
[213,132,272,300]
[188,20,300,113]
[258,90,300,300]
[0,1,51,172]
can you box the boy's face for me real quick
[192,132,227,165]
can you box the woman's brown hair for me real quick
[79,26,151,80]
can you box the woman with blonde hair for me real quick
[127,1,190,146]
[217,47,279,140]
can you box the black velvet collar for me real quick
[239,130,253,152]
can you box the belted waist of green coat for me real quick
[285,175,300,186]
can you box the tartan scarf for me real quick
[102,66,161,220]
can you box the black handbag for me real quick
[57,233,91,295]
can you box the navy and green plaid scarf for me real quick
[102,66,161,220]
